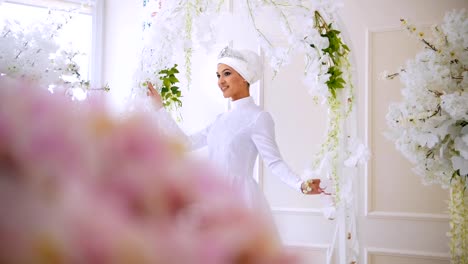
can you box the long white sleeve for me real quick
[153,108,210,150]
[251,111,303,192]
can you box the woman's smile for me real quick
[216,63,249,101]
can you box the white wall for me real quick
[101,1,468,263]
[102,0,228,135]
[342,0,468,263]
[102,0,143,109]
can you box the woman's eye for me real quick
[224,72,231,76]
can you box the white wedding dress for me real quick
[156,96,303,210]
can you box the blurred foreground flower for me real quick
[0,77,298,264]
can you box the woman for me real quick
[148,46,326,210]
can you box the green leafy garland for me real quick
[313,11,350,100]
[144,64,183,117]
[158,64,182,110]
[310,11,353,204]
[184,1,193,88]
[309,11,358,263]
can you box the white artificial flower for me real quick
[303,70,330,102]
[192,13,216,51]
[303,152,333,180]
[441,9,468,49]
[386,9,467,187]
[454,133,468,160]
[310,0,344,19]
[451,156,468,176]
[441,92,468,121]
[412,131,439,148]
[0,13,85,91]
[305,28,330,51]
[267,47,290,72]
[344,139,370,167]
[302,51,332,101]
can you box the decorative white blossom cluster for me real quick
[135,0,345,99]
[238,0,345,100]
[0,11,91,99]
[134,0,221,96]
[386,9,468,188]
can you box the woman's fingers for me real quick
[147,82,155,95]
[316,185,332,195]
[304,179,333,195]
[319,187,332,196]
[146,82,163,109]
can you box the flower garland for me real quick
[306,10,354,202]
[135,0,220,96]
[385,9,467,263]
[305,9,363,264]
[0,9,108,99]
[246,3,364,263]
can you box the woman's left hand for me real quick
[147,82,163,110]
[301,179,330,195]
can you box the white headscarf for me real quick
[217,46,262,84]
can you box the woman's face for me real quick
[216,64,249,101]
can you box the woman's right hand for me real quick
[301,179,330,195]
[147,82,163,110]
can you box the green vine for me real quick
[308,11,354,206]
[216,0,225,12]
[311,95,343,203]
[159,64,182,109]
[184,1,193,88]
[312,11,350,99]
[145,64,182,117]
[448,175,468,264]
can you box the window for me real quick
[0,0,103,88]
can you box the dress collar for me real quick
[231,96,254,110]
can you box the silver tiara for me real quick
[218,46,247,62]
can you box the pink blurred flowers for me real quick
[0,78,298,264]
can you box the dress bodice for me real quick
[189,97,302,192]
[205,97,263,183]
[156,96,303,208]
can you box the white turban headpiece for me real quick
[217,46,262,84]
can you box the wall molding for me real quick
[365,247,450,261]
[366,211,449,222]
[286,242,329,251]
[364,27,449,221]
[271,207,324,216]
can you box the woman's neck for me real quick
[231,93,250,101]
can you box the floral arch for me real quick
[137,1,364,263]
[1,1,466,263]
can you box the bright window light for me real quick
[0,1,94,82]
